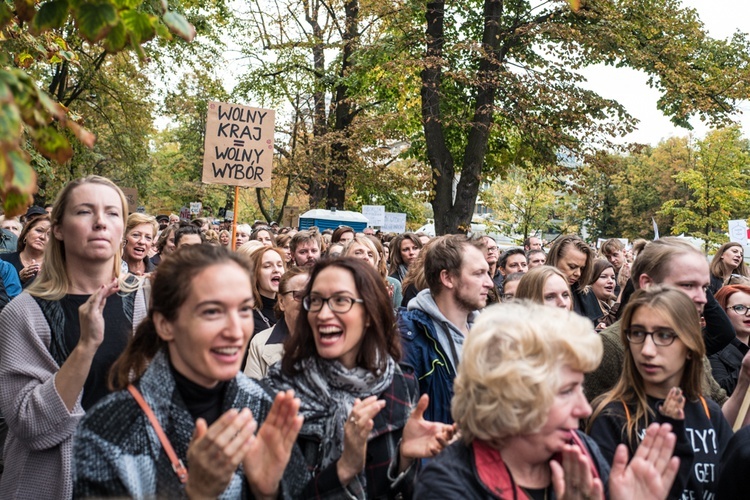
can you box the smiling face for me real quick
[557,246,587,286]
[543,274,572,310]
[258,249,285,297]
[592,266,616,302]
[520,366,591,457]
[124,223,155,264]
[628,305,689,399]
[308,266,367,369]
[721,245,744,271]
[156,262,254,388]
[24,219,50,253]
[53,183,125,265]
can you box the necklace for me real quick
[256,308,271,328]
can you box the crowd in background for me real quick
[2,175,750,498]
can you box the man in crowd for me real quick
[481,235,503,289]
[527,248,546,269]
[291,230,321,268]
[601,238,630,294]
[174,225,205,248]
[524,235,543,252]
[498,247,529,278]
[398,235,494,424]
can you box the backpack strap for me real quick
[699,395,710,419]
[128,384,188,484]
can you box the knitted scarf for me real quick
[265,355,395,471]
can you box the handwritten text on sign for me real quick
[202,102,275,187]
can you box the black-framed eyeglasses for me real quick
[303,295,364,313]
[624,328,679,346]
[728,304,750,316]
[281,290,305,302]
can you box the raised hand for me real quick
[550,444,605,500]
[336,395,385,485]
[77,278,119,353]
[185,408,258,499]
[244,390,304,500]
[399,394,455,472]
[609,423,680,500]
[659,387,686,420]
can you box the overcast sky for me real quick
[579,0,750,145]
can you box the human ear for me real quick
[153,312,175,342]
[638,274,653,289]
[440,269,455,290]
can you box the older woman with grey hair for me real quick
[415,302,680,500]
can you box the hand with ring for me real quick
[336,396,385,486]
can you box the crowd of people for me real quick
[2,174,750,498]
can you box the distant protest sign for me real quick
[121,187,137,214]
[382,212,407,233]
[202,101,275,187]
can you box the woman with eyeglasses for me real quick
[588,285,732,500]
[708,284,750,395]
[263,257,454,498]
[245,267,309,379]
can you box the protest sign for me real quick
[121,187,137,214]
[202,101,275,187]
[190,202,202,214]
[361,205,385,227]
[382,212,407,233]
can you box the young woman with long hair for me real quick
[588,286,732,499]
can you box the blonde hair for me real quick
[452,301,602,446]
[515,265,571,306]
[27,176,130,300]
[125,213,158,240]
[236,240,265,256]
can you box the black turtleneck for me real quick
[169,360,227,426]
[253,294,277,335]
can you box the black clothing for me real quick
[718,424,750,497]
[0,252,36,288]
[253,294,277,335]
[401,283,419,308]
[709,337,749,395]
[572,287,603,323]
[60,293,132,410]
[169,360,227,426]
[709,273,724,295]
[703,288,736,357]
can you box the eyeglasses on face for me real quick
[624,328,679,346]
[281,290,305,302]
[728,304,750,316]
[303,294,363,313]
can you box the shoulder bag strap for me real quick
[127,384,188,484]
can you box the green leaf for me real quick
[103,20,127,52]
[36,89,66,120]
[163,11,195,42]
[0,2,13,29]
[32,125,73,163]
[75,1,118,43]
[112,0,141,8]
[31,0,70,34]
[7,150,38,193]
[0,102,22,144]
[154,19,171,40]
[121,10,155,45]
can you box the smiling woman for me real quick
[74,244,307,498]
[263,257,455,498]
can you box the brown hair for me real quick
[588,286,704,446]
[600,238,625,258]
[710,242,749,281]
[332,225,355,244]
[248,246,287,308]
[17,214,50,253]
[631,237,703,289]
[546,235,593,292]
[109,245,253,389]
[155,223,179,253]
[423,235,485,296]
[388,232,423,276]
[282,258,401,375]
[274,266,310,319]
[588,259,615,287]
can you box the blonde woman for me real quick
[416,302,680,499]
[122,213,158,276]
[0,176,147,499]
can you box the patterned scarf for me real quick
[265,355,395,471]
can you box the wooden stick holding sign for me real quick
[202,101,275,247]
